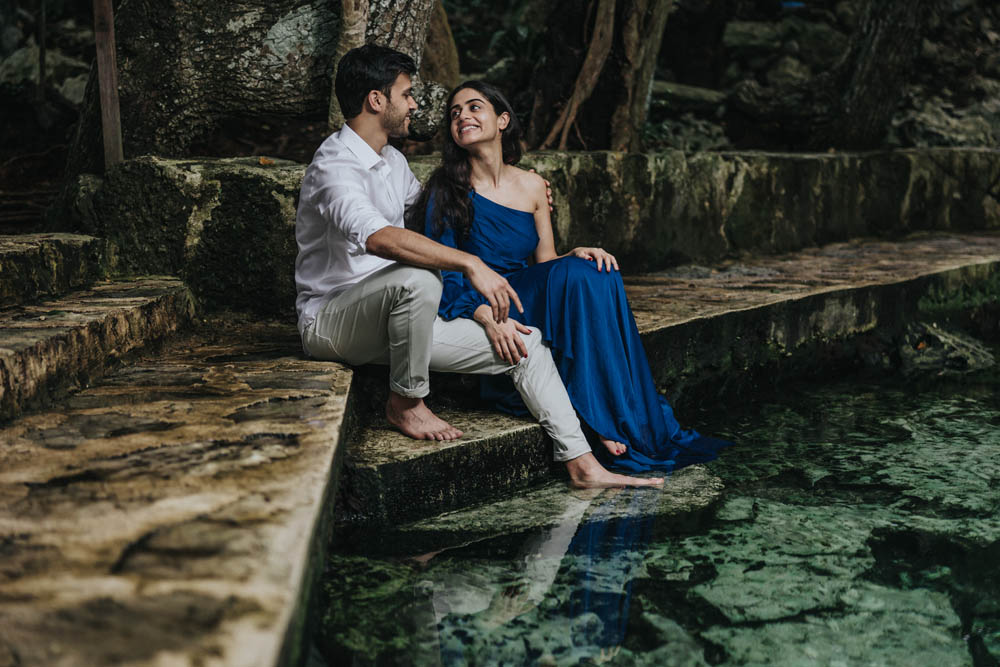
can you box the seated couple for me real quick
[294,44,730,489]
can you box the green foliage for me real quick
[442,0,546,120]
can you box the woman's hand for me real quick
[475,304,532,364]
[569,247,619,272]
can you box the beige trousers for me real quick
[302,264,590,461]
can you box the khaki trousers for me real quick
[302,264,590,461]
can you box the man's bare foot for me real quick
[565,453,663,488]
[600,437,627,456]
[386,393,463,441]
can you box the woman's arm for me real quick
[528,172,620,272]
[529,173,560,264]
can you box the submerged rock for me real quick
[900,321,996,375]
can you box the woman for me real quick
[412,81,730,472]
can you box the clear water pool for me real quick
[317,370,1000,666]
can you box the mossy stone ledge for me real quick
[0,234,116,307]
[64,148,1000,320]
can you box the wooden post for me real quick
[92,0,123,169]
[36,0,46,106]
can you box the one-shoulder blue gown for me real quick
[426,191,731,472]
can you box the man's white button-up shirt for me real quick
[294,124,422,336]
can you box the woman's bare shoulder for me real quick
[507,166,546,200]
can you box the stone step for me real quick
[337,465,725,559]
[337,410,552,526]
[0,277,194,422]
[0,319,353,667]
[627,232,1000,406]
[340,232,1000,527]
[0,233,116,308]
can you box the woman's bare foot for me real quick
[600,437,627,456]
[386,393,463,441]
[565,453,663,488]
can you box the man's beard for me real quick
[384,105,410,139]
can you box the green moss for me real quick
[918,268,1000,317]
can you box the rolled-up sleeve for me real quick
[404,166,423,209]
[424,198,487,320]
[305,161,392,256]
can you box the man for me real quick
[295,44,660,488]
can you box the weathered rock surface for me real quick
[0,234,115,307]
[0,278,194,421]
[68,157,302,317]
[64,149,1000,318]
[0,319,354,667]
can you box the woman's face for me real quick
[449,87,509,148]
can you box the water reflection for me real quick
[410,486,662,665]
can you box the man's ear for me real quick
[498,112,510,131]
[365,89,383,114]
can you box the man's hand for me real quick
[475,305,532,364]
[467,259,523,322]
[528,168,554,212]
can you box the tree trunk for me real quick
[418,0,460,92]
[328,0,369,131]
[66,0,341,177]
[529,0,673,151]
[65,0,443,178]
[539,0,616,150]
[366,0,435,67]
[609,0,673,151]
[727,0,937,150]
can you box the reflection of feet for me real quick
[565,453,663,488]
[481,583,537,629]
[386,394,463,441]
[410,548,445,567]
[596,646,622,664]
[600,436,627,456]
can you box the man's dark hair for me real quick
[335,45,417,120]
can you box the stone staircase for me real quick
[1,148,999,666]
[0,236,352,667]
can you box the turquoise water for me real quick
[318,371,1000,666]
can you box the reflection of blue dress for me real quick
[426,191,731,472]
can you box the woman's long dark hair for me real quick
[407,80,524,239]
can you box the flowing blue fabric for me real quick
[426,191,731,472]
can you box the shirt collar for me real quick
[340,124,390,172]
